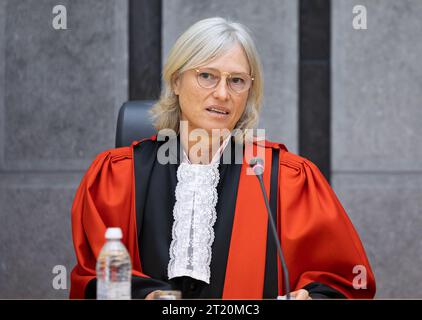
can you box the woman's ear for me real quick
[172,73,181,96]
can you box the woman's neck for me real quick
[180,127,231,164]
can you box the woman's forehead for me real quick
[199,44,250,74]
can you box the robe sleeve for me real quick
[280,154,376,299]
[70,148,171,299]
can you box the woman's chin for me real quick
[200,123,233,135]
[200,119,234,132]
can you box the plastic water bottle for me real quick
[96,227,132,299]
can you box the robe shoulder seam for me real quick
[279,150,308,170]
[92,146,133,164]
[96,136,158,164]
[102,136,160,163]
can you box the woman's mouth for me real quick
[205,106,230,117]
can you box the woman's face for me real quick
[173,43,251,135]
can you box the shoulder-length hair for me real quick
[149,17,264,137]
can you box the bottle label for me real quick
[97,281,131,300]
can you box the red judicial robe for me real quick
[70,134,376,299]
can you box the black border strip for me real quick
[129,0,162,100]
[299,0,331,181]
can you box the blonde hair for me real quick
[150,17,264,137]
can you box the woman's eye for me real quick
[231,77,245,84]
[200,72,214,79]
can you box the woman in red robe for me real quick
[70,17,376,300]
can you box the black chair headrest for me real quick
[115,100,157,147]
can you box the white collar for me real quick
[182,134,232,165]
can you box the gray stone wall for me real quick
[332,0,422,298]
[0,0,128,298]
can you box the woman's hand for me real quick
[147,289,312,300]
[289,289,312,300]
[145,290,160,300]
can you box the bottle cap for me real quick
[105,227,123,240]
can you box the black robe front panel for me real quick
[137,135,243,298]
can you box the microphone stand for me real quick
[250,159,292,300]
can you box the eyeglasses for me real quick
[193,68,254,93]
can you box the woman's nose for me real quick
[213,78,230,100]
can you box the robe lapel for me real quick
[223,143,273,299]
[130,135,158,273]
[263,147,280,298]
[198,138,242,298]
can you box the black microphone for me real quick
[249,157,291,300]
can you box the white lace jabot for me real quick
[167,135,231,284]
